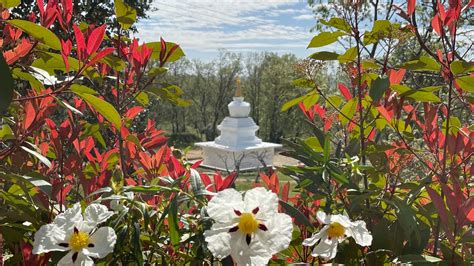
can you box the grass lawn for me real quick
[233,171,297,197]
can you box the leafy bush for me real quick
[0,0,472,265]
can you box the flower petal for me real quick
[243,187,278,219]
[203,229,232,260]
[311,237,338,260]
[207,188,244,223]
[302,225,329,247]
[58,250,94,266]
[329,213,352,228]
[83,204,114,228]
[346,220,372,247]
[256,213,293,255]
[230,232,271,265]
[83,226,117,258]
[32,224,69,254]
[316,211,330,225]
[53,203,83,232]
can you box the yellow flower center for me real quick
[238,213,258,234]
[69,231,89,251]
[327,222,345,238]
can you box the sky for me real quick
[135,0,316,61]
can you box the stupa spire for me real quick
[235,77,242,97]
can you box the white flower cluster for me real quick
[33,203,116,265]
[204,187,373,265]
[31,188,372,265]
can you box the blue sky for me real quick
[135,0,317,61]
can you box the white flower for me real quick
[204,187,293,265]
[33,203,116,265]
[303,211,372,260]
[110,192,134,212]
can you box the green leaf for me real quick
[123,185,176,193]
[279,200,313,229]
[99,54,125,72]
[450,61,474,75]
[319,18,351,32]
[455,76,474,92]
[0,0,20,8]
[145,42,185,63]
[281,91,317,112]
[71,87,122,129]
[339,98,357,125]
[0,54,14,113]
[18,173,52,197]
[398,56,441,72]
[20,145,52,167]
[148,67,168,78]
[363,20,394,44]
[309,51,340,61]
[302,92,320,109]
[323,138,330,161]
[131,222,144,265]
[338,47,357,63]
[307,31,346,48]
[305,137,323,152]
[135,91,150,106]
[369,77,389,102]
[391,84,441,102]
[394,255,442,263]
[442,116,461,135]
[53,96,83,116]
[361,59,379,69]
[114,0,137,29]
[32,52,79,75]
[70,84,98,95]
[0,124,14,140]
[147,85,191,107]
[0,0,19,8]
[12,68,45,92]
[7,20,61,50]
[292,78,315,88]
[168,196,180,246]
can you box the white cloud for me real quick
[135,0,314,58]
[293,14,314,20]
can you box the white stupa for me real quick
[195,78,282,171]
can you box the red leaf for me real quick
[376,106,392,121]
[388,69,406,85]
[426,187,454,242]
[4,38,33,65]
[87,47,115,66]
[338,83,352,100]
[282,182,290,202]
[437,0,446,21]
[407,0,416,15]
[461,197,474,225]
[73,25,86,61]
[159,37,166,64]
[221,172,237,190]
[200,172,212,188]
[87,24,106,56]
[441,184,460,216]
[23,101,36,130]
[260,172,271,187]
[431,14,442,35]
[125,106,144,120]
[213,172,223,190]
[60,39,72,72]
[61,0,73,24]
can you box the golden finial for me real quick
[235,77,242,97]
